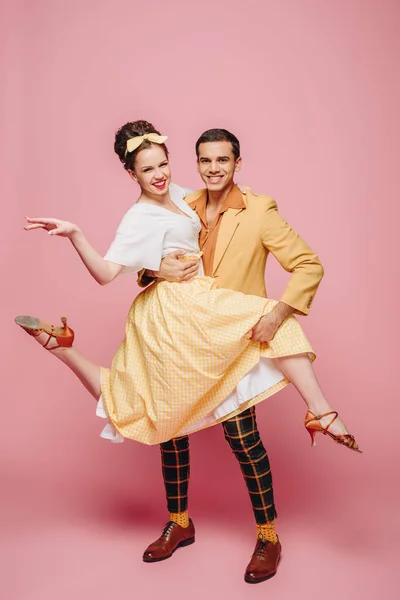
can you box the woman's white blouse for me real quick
[104,183,203,274]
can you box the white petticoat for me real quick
[96,356,284,443]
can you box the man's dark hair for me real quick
[195,129,240,160]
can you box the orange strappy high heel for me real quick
[304,411,362,453]
[15,315,74,349]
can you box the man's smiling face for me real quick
[197,141,242,192]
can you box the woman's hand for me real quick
[24,217,80,239]
[24,216,122,285]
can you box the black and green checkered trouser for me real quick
[160,406,277,524]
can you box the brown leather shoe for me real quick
[142,520,195,563]
[244,537,282,583]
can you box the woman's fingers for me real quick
[24,223,47,230]
[24,220,65,235]
[24,216,64,233]
[25,217,60,224]
[23,216,77,238]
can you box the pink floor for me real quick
[3,509,396,600]
[3,426,397,600]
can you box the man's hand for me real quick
[237,184,251,195]
[157,249,200,283]
[249,313,281,343]
[248,302,294,343]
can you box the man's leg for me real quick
[222,407,277,530]
[142,436,195,562]
[222,407,281,583]
[160,436,191,527]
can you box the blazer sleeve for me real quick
[137,268,156,288]
[260,197,324,315]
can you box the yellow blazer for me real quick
[186,188,324,315]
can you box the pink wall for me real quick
[2,1,398,598]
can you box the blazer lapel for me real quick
[213,207,243,275]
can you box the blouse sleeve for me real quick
[104,208,166,274]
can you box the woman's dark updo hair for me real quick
[114,120,169,172]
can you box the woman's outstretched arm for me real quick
[24,217,123,285]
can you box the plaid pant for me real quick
[160,406,277,524]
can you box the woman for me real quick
[15,120,360,452]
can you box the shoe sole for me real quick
[244,556,281,584]
[244,571,277,584]
[15,315,69,339]
[15,316,40,330]
[142,537,195,563]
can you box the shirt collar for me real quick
[190,184,246,215]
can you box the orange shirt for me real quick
[190,185,245,276]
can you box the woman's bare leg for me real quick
[27,329,101,399]
[274,353,349,434]
[50,347,101,399]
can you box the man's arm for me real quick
[262,197,324,314]
[250,198,324,343]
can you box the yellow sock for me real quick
[257,522,278,544]
[170,511,190,528]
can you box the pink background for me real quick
[2,1,399,598]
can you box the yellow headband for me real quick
[125,133,168,157]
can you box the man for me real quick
[139,129,323,583]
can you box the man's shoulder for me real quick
[184,187,277,210]
[185,189,206,205]
[243,189,277,212]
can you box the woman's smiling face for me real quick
[129,144,171,197]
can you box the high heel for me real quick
[15,315,74,349]
[304,411,362,453]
